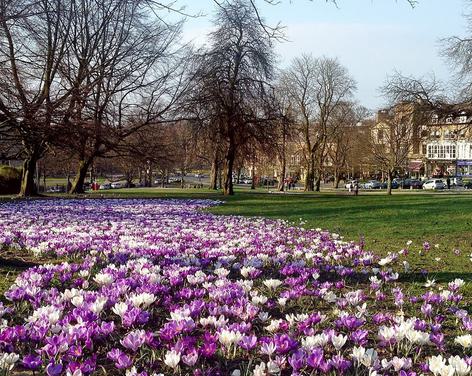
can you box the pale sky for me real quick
[177,0,469,110]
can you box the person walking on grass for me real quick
[354,181,359,196]
[446,176,451,190]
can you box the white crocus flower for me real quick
[331,334,348,351]
[93,272,114,285]
[424,279,436,288]
[263,279,282,290]
[218,329,242,347]
[278,298,287,307]
[90,296,107,314]
[130,292,156,309]
[71,295,84,308]
[164,350,180,369]
[448,355,471,376]
[112,302,128,318]
[253,362,266,376]
[429,355,447,376]
[359,349,378,368]
[351,346,366,361]
[267,360,280,374]
[454,334,472,349]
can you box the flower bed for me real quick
[0,199,470,375]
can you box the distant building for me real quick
[374,102,472,178]
[422,106,472,177]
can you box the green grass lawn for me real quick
[87,187,472,275]
[2,188,472,297]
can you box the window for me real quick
[427,144,456,160]
[459,115,467,124]
[422,144,427,155]
[431,114,438,124]
[446,116,454,124]
[377,129,384,143]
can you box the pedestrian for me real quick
[446,177,451,190]
[348,182,352,193]
[354,181,359,196]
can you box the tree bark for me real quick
[315,174,321,192]
[209,151,218,190]
[278,158,286,192]
[19,154,38,197]
[334,173,341,189]
[250,162,256,190]
[222,146,235,195]
[278,132,286,191]
[304,153,315,191]
[70,159,91,194]
[387,170,393,196]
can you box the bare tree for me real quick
[188,0,279,196]
[281,54,356,191]
[369,105,416,195]
[55,0,186,194]
[328,102,369,188]
[0,0,74,196]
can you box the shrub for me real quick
[0,165,21,195]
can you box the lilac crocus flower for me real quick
[306,348,324,369]
[239,335,257,350]
[120,329,146,352]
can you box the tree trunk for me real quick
[315,173,321,192]
[304,154,315,191]
[209,152,218,190]
[70,159,91,194]
[334,173,341,189]
[19,154,38,197]
[222,147,235,196]
[387,170,393,196]
[278,162,286,192]
[250,162,255,190]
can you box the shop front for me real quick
[457,160,472,177]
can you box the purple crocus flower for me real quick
[273,334,297,354]
[22,354,42,370]
[46,363,63,376]
[288,350,305,371]
[330,355,352,373]
[120,330,146,352]
[239,335,257,350]
[200,342,217,358]
[307,348,324,369]
[350,329,368,346]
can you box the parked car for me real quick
[422,179,445,190]
[364,180,381,189]
[451,176,463,186]
[261,177,278,186]
[169,177,182,183]
[47,186,66,193]
[380,180,399,189]
[99,183,112,190]
[111,182,125,189]
[409,179,423,189]
[242,178,253,185]
[464,181,472,189]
